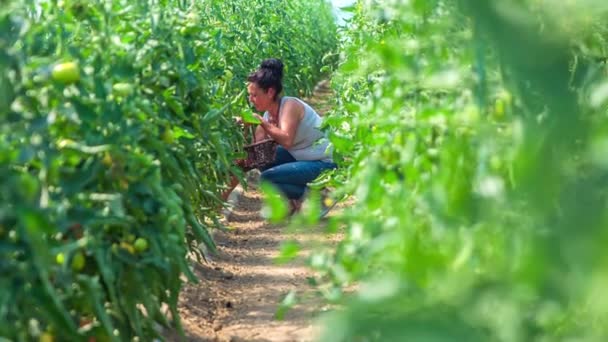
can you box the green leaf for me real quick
[259,183,289,223]
[163,88,186,119]
[240,109,261,124]
[275,290,298,321]
[340,5,357,13]
[202,102,231,125]
[276,240,300,265]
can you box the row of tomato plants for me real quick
[0,0,337,340]
[309,0,608,340]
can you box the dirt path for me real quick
[173,82,337,342]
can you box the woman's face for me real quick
[247,82,275,112]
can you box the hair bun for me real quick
[260,58,284,80]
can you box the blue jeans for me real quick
[259,146,337,200]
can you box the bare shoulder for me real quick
[281,98,305,120]
[282,97,304,110]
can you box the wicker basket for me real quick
[241,139,278,171]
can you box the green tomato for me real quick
[112,82,134,97]
[186,12,199,24]
[490,155,503,171]
[39,332,54,342]
[55,253,65,265]
[171,183,184,192]
[71,251,86,271]
[162,129,175,144]
[51,62,80,84]
[120,242,135,254]
[134,238,149,253]
[179,24,197,36]
[493,99,505,119]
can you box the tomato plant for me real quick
[302,1,608,341]
[0,0,337,340]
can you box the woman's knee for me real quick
[260,168,276,183]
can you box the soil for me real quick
[168,82,341,342]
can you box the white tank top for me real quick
[264,96,333,162]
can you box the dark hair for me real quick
[247,58,284,100]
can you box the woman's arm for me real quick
[254,99,303,149]
[254,125,267,142]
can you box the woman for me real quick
[225,58,336,215]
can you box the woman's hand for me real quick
[253,114,274,135]
[254,114,279,130]
[252,100,302,149]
